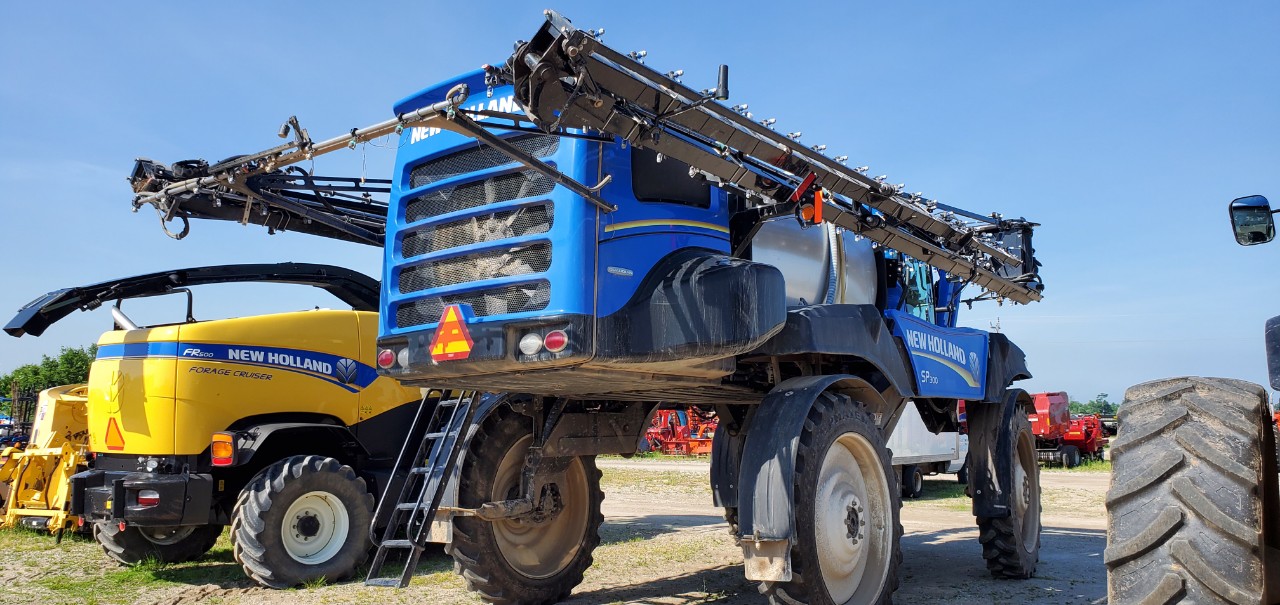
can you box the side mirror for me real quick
[1228,195,1275,246]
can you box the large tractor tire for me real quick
[977,400,1041,579]
[447,405,604,605]
[1105,377,1279,605]
[95,522,222,565]
[231,455,374,588]
[762,392,902,605]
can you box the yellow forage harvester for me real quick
[0,384,90,534]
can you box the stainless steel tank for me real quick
[752,219,878,307]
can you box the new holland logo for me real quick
[968,351,981,379]
[334,358,358,384]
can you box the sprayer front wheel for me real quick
[977,405,1041,579]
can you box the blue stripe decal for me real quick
[95,342,378,392]
[96,342,179,359]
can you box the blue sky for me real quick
[2,2,1277,404]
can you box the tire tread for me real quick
[1106,377,1274,605]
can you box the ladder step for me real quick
[409,466,431,475]
[364,577,407,588]
[397,502,427,511]
[379,539,422,549]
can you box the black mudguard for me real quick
[984,333,1032,402]
[232,422,368,468]
[754,304,917,399]
[727,375,884,541]
[596,250,787,363]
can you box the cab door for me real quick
[595,144,730,318]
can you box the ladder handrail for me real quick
[365,390,478,588]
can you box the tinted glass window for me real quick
[630,146,711,208]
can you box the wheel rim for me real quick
[492,435,590,579]
[912,470,923,494]
[281,490,350,564]
[1013,429,1041,550]
[814,432,893,604]
[139,525,195,545]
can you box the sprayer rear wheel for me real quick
[762,392,901,605]
[977,404,1041,579]
[447,405,604,605]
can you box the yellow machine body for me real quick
[86,310,420,457]
[0,384,90,533]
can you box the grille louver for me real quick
[396,282,551,327]
[402,204,553,258]
[399,243,551,293]
[405,171,555,224]
[409,135,559,189]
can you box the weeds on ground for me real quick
[1043,457,1112,473]
[600,468,710,495]
[901,479,971,512]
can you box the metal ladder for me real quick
[365,390,477,588]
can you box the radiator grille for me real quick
[402,204,553,258]
[396,282,551,327]
[409,135,559,188]
[405,171,555,224]
[399,243,551,293]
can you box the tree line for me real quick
[0,345,96,416]
[1068,392,1116,416]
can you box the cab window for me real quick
[630,146,711,208]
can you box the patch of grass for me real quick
[1042,486,1105,516]
[902,478,971,512]
[34,558,171,603]
[600,468,710,495]
[1040,458,1111,473]
[594,530,720,569]
[599,453,707,462]
[1067,457,1111,473]
[302,575,329,589]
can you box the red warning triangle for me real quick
[430,305,474,362]
[104,417,125,451]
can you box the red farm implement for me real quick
[642,408,718,456]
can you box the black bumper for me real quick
[379,313,593,381]
[71,469,214,527]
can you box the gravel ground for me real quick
[0,459,1108,605]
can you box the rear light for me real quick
[136,490,160,507]
[543,330,568,353]
[211,432,235,467]
[397,347,410,368]
[518,333,543,356]
[377,349,396,368]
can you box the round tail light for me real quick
[543,330,568,353]
[376,349,395,368]
[518,333,544,356]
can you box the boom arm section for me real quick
[128,86,475,246]
[497,11,1043,304]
